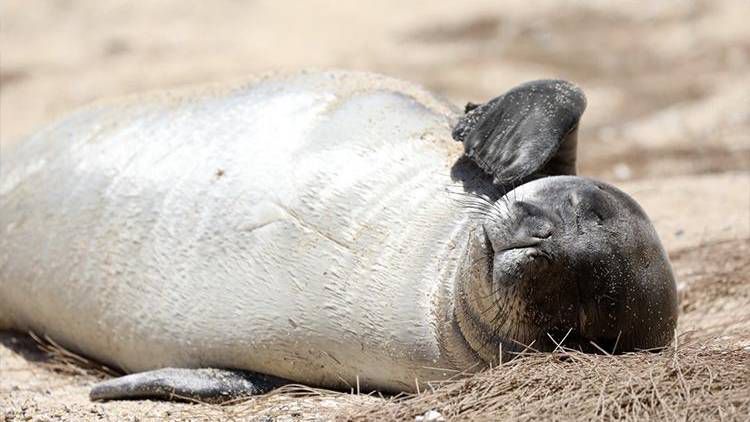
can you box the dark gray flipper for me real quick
[452,80,586,185]
[89,368,289,403]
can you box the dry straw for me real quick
[344,334,750,421]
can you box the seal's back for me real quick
[0,71,468,391]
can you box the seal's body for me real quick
[0,71,678,401]
[0,72,473,392]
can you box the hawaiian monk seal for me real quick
[0,71,678,402]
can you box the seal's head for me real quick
[456,176,678,364]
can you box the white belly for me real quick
[0,71,470,391]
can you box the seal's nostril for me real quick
[532,224,554,240]
[537,227,553,239]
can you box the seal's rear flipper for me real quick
[452,80,586,185]
[89,368,289,403]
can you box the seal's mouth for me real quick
[482,223,549,252]
[476,223,596,360]
[481,224,553,288]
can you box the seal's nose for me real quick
[511,201,555,239]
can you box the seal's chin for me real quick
[485,237,616,357]
[454,224,558,365]
[471,232,666,362]
[461,224,609,363]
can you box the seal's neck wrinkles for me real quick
[451,226,540,366]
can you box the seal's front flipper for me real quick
[452,80,586,185]
[89,368,289,403]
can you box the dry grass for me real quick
[344,336,750,421]
[28,332,121,380]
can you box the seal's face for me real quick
[456,176,678,364]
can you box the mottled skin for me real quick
[0,71,677,402]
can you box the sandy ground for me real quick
[1,0,749,420]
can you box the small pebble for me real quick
[415,409,445,422]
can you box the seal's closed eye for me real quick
[453,80,587,185]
